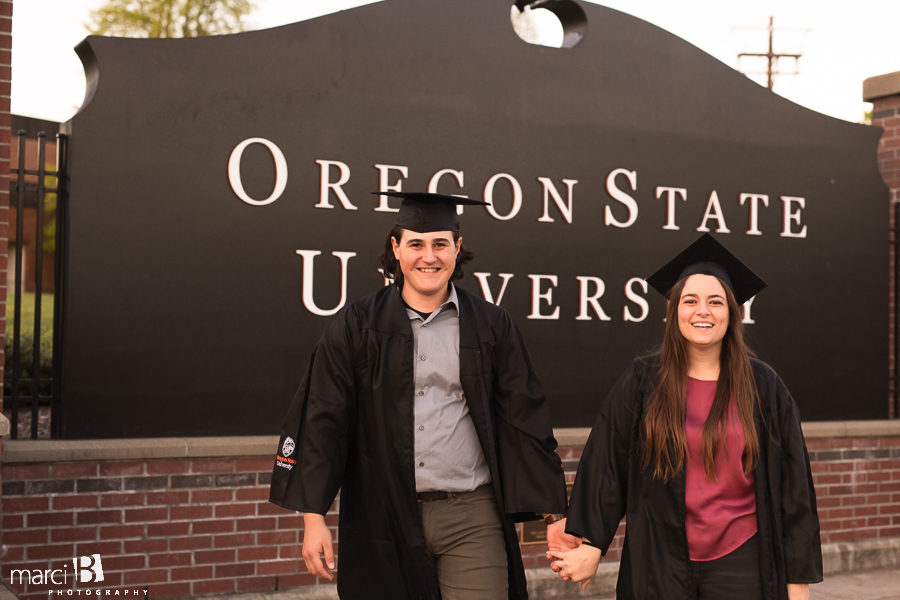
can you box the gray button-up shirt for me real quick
[406,285,491,493]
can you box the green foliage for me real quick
[4,293,54,381]
[43,192,57,254]
[87,0,254,38]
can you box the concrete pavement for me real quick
[807,567,900,600]
[195,566,900,600]
[569,567,900,600]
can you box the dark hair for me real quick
[378,226,474,288]
[640,275,760,482]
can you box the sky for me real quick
[11,0,900,124]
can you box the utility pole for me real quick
[737,16,802,90]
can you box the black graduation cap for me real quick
[646,233,767,304]
[373,191,489,233]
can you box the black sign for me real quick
[60,0,888,438]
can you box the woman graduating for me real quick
[549,234,822,600]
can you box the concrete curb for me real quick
[822,537,900,573]
[199,587,338,600]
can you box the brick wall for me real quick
[2,432,899,599]
[1,453,319,598]
[807,436,900,542]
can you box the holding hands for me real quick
[548,542,603,590]
[544,517,602,591]
[545,518,581,554]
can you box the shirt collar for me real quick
[404,284,459,322]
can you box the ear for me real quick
[391,235,400,260]
[455,236,462,254]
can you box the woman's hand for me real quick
[787,583,809,600]
[547,544,603,590]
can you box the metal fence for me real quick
[5,129,68,439]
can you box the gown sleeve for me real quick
[774,375,824,583]
[491,310,568,520]
[268,307,358,514]
[564,358,645,553]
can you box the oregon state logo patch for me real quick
[282,436,296,457]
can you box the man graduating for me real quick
[269,191,573,599]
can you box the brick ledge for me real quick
[2,421,899,463]
[863,70,900,102]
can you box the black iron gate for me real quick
[5,127,67,439]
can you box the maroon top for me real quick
[684,377,757,560]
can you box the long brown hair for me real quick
[641,276,760,482]
[378,226,474,288]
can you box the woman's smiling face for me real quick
[677,274,729,350]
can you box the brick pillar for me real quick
[864,71,900,418]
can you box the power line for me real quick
[736,16,802,90]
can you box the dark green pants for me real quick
[419,485,509,599]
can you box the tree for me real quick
[87,0,254,38]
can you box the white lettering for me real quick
[623,278,650,322]
[575,276,612,321]
[9,569,29,585]
[373,164,409,212]
[428,169,467,215]
[780,196,807,238]
[536,177,577,224]
[377,268,392,287]
[295,250,357,316]
[314,160,357,210]
[605,168,638,228]
[739,193,769,236]
[227,137,288,206]
[472,272,515,306]
[656,186,687,231]
[696,190,731,233]
[742,296,757,324]
[74,554,104,583]
[527,275,560,320]
[484,173,522,221]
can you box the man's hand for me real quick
[548,544,603,591]
[546,518,580,554]
[301,513,335,581]
[787,583,810,600]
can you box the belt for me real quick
[416,490,456,502]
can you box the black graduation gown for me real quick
[565,355,823,600]
[269,285,568,599]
